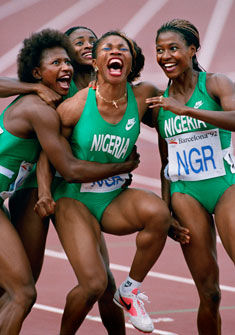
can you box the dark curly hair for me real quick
[17,29,77,83]
[92,31,145,83]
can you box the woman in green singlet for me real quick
[0,28,140,334]
[146,19,235,335]
[36,31,187,335]
[1,26,129,335]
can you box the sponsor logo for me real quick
[124,280,132,287]
[119,291,132,310]
[169,138,178,144]
[125,118,136,131]
[194,100,203,109]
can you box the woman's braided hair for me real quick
[156,19,204,72]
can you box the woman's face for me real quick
[156,31,195,79]
[69,28,97,66]
[93,35,132,84]
[35,47,73,95]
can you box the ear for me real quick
[92,59,98,72]
[189,45,197,58]
[32,67,42,81]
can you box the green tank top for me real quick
[157,71,232,182]
[70,82,140,163]
[158,71,231,149]
[0,96,41,202]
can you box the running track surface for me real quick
[0,1,234,334]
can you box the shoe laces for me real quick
[137,291,150,303]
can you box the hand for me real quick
[126,145,140,171]
[121,173,133,188]
[168,218,190,244]
[34,195,56,219]
[146,95,188,116]
[36,83,62,108]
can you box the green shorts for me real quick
[53,180,125,222]
[171,162,235,213]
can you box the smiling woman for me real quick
[145,18,235,335]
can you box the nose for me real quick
[111,47,121,55]
[161,49,171,60]
[84,40,93,49]
[61,61,72,72]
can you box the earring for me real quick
[95,67,98,72]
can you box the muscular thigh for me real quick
[171,193,219,285]
[54,198,105,283]
[214,184,235,259]
[0,209,32,287]
[101,188,169,235]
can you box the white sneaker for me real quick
[113,288,154,333]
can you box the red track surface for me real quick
[0,1,234,334]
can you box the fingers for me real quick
[168,220,190,244]
[34,198,56,219]
[145,95,164,109]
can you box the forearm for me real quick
[185,107,235,131]
[0,77,38,97]
[37,151,54,198]
[60,158,137,183]
[160,168,171,208]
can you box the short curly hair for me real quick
[17,29,76,83]
[92,31,145,83]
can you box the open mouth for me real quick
[163,63,177,72]
[107,58,123,76]
[57,75,71,90]
[82,51,92,59]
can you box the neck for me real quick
[74,66,95,91]
[171,69,198,95]
[96,82,127,109]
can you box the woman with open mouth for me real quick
[37,30,185,334]
[0,26,128,335]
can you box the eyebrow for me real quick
[72,35,96,41]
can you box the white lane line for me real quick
[0,0,104,74]
[44,249,235,292]
[198,0,234,70]
[0,0,42,21]
[133,173,161,189]
[33,303,178,334]
[122,0,169,38]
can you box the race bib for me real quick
[0,161,33,200]
[166,129,225,182]
[80,173,129,193]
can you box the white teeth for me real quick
[109,58,122,65]
[164,63,176,68]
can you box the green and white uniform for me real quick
[20,79,79,190]
[0,97,41,207]
[158,71,235,213]
[54,83,140,221]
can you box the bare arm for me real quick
[146,73,235,131]
[0,77,61,107]
[35,151,56,218]
[30,101,139,183]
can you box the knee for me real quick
[80,272,108,307]
[14,283,37,311]
[143,197,171,233]
[199,283,221,308]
